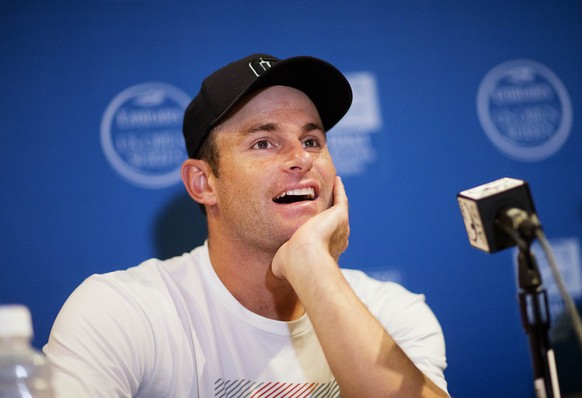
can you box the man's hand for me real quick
[272,176,350,281]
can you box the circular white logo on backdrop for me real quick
[476,59,572,161]
[101,82,190,188]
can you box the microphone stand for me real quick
[513,225,561,398]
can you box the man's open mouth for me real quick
[273,187,316,204]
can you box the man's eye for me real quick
[252,140,272,149]
[303,139,320,148]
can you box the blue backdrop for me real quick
[2,1,581,396]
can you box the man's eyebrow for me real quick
[245,122,280,134]
[304,122,324,133]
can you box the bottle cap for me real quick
[0,305,33,338]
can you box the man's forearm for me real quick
[285,249,448,397]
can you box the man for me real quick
[44,54,448,397]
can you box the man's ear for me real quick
[181,159,217,206]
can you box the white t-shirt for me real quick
[44,242,448,397]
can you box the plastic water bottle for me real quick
[0,305,54,398]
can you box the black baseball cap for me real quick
[182,53,353,158]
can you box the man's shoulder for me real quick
[341,268,411,296]
[53,245,209,330]
[68,245,208,309]
[341,267,428,316]
[88,244,208,288]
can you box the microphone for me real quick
[457,177,539,253]
[459,177,582,394]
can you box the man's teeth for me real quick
[275,187,315,200]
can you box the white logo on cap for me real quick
[477,59,572,161]
[100,82,190,188]
[249,57,277,77]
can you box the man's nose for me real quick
[282,142,313,173]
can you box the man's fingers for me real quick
[333,176,348,207]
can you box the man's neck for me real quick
[206,232,304,321]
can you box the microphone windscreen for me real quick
[457,177,537,253]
